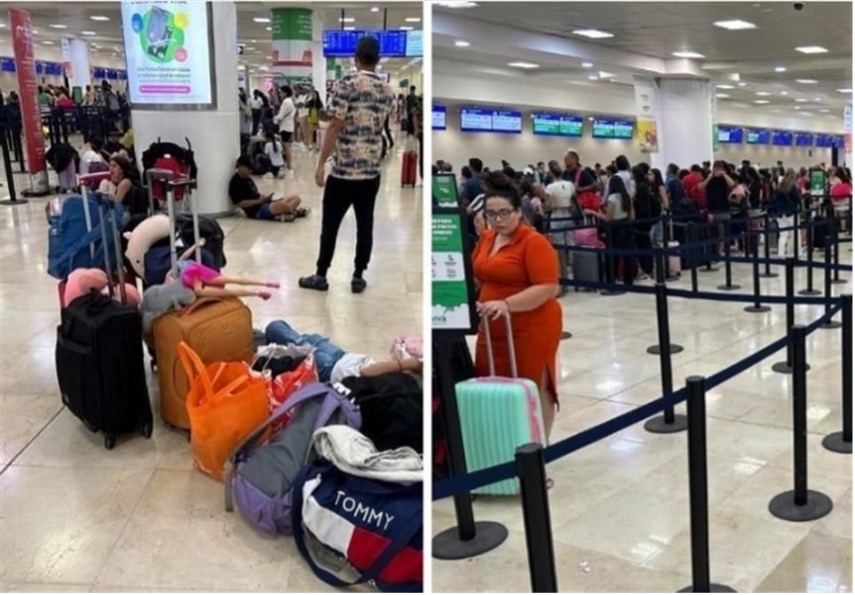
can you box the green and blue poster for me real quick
[432,211,476,333]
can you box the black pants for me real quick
[634,228,653,276]
[384,117,394,147]
[316,175,382,276]
[251,109,261,135]
[609,224,636,285]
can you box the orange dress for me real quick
[472,224,563,404]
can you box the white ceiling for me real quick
[0,2,423,72]
[434,1,853,115]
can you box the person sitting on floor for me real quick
[228,154,309,222]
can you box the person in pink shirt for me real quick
[830,167,852,204]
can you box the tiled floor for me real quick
[0,143,422,593]
[433,245,853,592]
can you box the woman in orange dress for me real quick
[472,171,563,439]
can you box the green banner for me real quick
[810,170,825,197]
[432,212,474,331]
[432,174,459,207]
[272,8,312,41]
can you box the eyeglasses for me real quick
[484,209,515,221]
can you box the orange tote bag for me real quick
[179,342,269,481]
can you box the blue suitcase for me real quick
[454,313,545,495]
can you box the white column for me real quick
[844,103,852,168]
[132,1,239,216]
[311,15,326,94]
[650,78,714,171]
[64,38,92,91]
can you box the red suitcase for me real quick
[401,151,418,187]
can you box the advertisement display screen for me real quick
[121,1,216,108]
[322,30,422,58]
[772,130,794,146]
[532,112,583,137]
[833,135,847,148]
[815,134,834,148]
[592,118,635,139]
[795,133,814,147]
[460,107,521,133]
[432,105,447,131]
[717,126,744,144]
[746,128,771,144]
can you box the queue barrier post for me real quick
[647,248,685,355]
[688,223,699,293]
[515,443,559,593]
[744,227,771,313]
[0,110,27,206]
[600,222,626,297]
[820,237,842,330]
[645,250,688,434]
[798,219,822,296]
[432,339,509,560]
[677,377,735,594]
[699,219,720,274]
[772,259,811,374]
[663,213,680,282]
[716,231,740,291]
[769,325,834,522]
[831,223,848,285]
[822,293,853,455]
[759,211,778,279]
[793,209,801,257]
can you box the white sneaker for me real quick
[287,169,295,178]
[263,172,274,179]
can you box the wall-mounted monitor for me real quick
[322,30,421,58]
[772,130,794,146]
[815,134,835,148]
[432,105,447,131]
[532,112,583,137]
[795,133,814,147]
[592,118,634,139]
[460,107,522,133]
[717,126,744,144]
[833,135,847,148]
[746,128,771,145]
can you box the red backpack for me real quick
[150,155,188,201]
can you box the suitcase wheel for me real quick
[141,420,153,439]
[104,435,116,450]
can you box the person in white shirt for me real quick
[544,160,577,292]
[79,137,107,175]
[295,87,310,148]
[273,85,296,175]
[263,131,286,178]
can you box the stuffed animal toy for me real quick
[391,335,423,362]
[124,214,171,278]
[140,279,197,334]
[64,268,141,308]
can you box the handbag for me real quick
[292,461,423,593]
[179,342,269,481]
[575,167,603,212]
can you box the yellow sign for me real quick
[637,119,659,154]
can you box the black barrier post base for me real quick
[797,288,822,296]
[646,344,684,355]
[560,331,572,340]
[678,585,737,593]
[0,199,29,206]
[744,305,772,313]
[645,413,689,434]
[771,361,812,375]
[768,490,833,522]
[20,189,52,198]
[699,266,720,273]
[432,522,510,560]
[716,283,741,291]
[821,432,852,454]
[758,271,780,279]
[820,320,843,330]
[831,278,849,285]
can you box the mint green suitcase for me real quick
[455,313,545,496]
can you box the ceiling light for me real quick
[266,27,272,31]
[795,46,828,54]
[399,26,414,31]
[0,23,6,29]
[508,61,539,69]
[49,24,67,29]
[339,17,355,23]
[42,40,54,45]
[81,31,96,36]
[90,15,110,22]
[714,19,757,30]
[738,82,748,87]
[588,75,599,80]
[672,51,705,58]
[838,89,853,93]
[756,91,771,96]
[753,100,770,104]
[819,109,830,113]
[454,40,470,47]
[813,97,822,101]
[780,91,788,95]
[434,1,478,7]
[716,93,730,98]
[716,84,735,89]
[31,29,38,35]
[774,66,786,72]
[342,27,355,31]
[253,17,271,23]
[796,79,818,84]
[371,7,380,12]
[795,98,808,102]
[405,17,422,22]
[599,71,615,78]
[588,116,595,121]
[581,62,593,68]
[572,29,614,39]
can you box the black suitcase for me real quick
[55,191,153,449]
[810,217,834,250]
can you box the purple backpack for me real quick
[224,382,361,535]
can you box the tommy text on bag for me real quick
[334,490,394,530]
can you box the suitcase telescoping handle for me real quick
[93,192,127,305]
[78,171,113,259]
[481,311,518,378]
[164,178,200,277]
